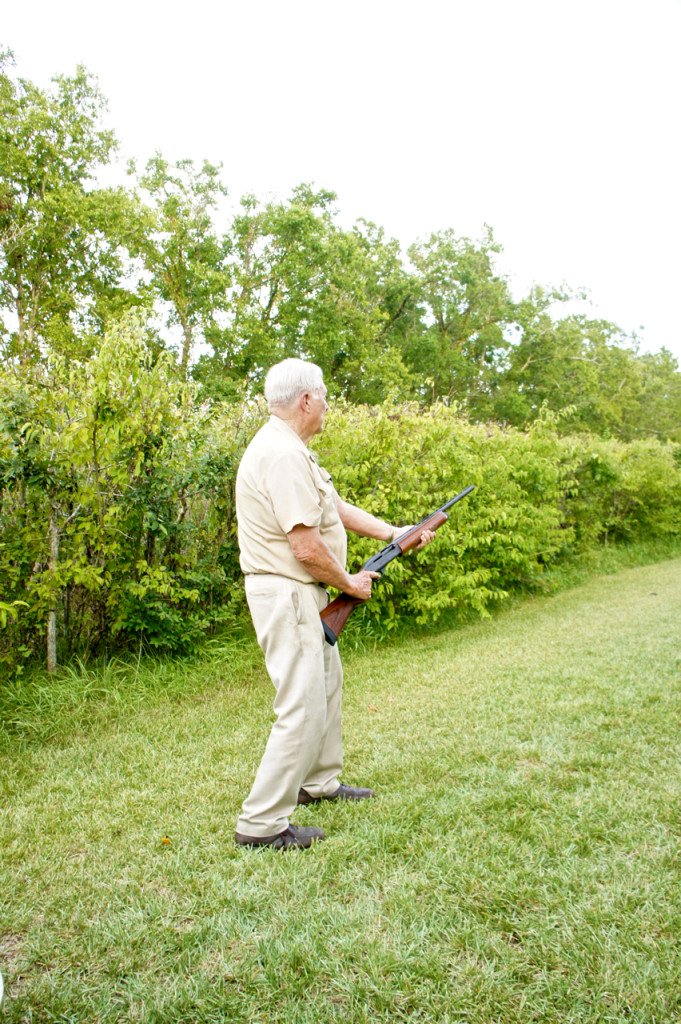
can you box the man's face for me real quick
[308,385,329,435]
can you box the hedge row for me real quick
[1,323,680,675]
[317,404,681,631]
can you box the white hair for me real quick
[264,358,326,408]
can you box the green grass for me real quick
[2,557,681,1023]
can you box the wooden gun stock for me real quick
[320,594,364,645]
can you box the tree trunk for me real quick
[179,315,193,378]
[47,510,59,675]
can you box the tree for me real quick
[490,288,595,427]
[131,155,231,377]
[490,289,681,441]
[628,348,681,442]
[405,227,514,410]
[0,54,139,364]
[193,185,415,403]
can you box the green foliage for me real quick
[2,54,680,439]
[405,226,514,409]
[1,336,680,673]
[1,52,680,673]
[314,404,681,637]
[563,435,681,545]
[315,405,569,631]
[5,344,681,679]
[191,185,415,404]
[491,295,681,440]
[130,155,231,375]
[0,317,255,673]
[0,57,141,362]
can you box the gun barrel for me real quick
[440,484,475,513]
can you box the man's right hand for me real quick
[345,570,381,600]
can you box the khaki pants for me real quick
[236,574,344,837]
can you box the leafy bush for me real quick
[0,318,256,674]
[315,404,575,628]
[1,323,679,675]
[562,436,681,545]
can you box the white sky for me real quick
[3,0,681,361]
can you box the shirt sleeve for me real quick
[264,451,323,534]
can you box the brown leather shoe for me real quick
[235,825,325,849]
[297,783,375,805]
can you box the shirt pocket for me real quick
[314,464,340,529]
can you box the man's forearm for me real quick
[336,498,396,541]
[287,525,354,591]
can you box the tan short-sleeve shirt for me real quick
[236,416,347,583]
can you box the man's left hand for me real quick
[396,526,436,549]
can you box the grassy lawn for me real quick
[1,557,680,1023]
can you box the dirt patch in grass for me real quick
[0,932,28,999]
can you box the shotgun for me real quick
[320,484,475,645]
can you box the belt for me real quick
[245,573,327,592]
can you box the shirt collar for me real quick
[268,413,308,446]
[268,414,319,463]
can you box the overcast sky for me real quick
[4,0,680,361]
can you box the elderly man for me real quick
[234,358,433,850]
